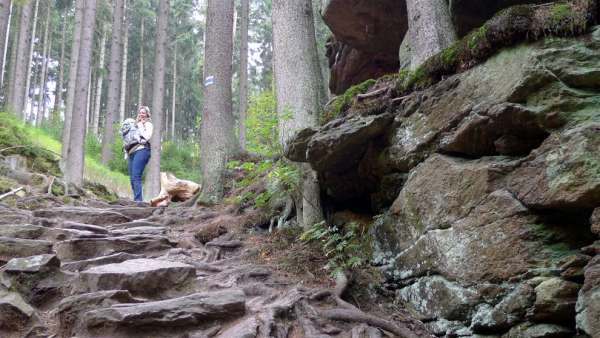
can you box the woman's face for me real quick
[137,110,148,121]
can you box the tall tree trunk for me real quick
[65,0,98,187]
[406,0,457,68]
[5,3,18,102]
[100,0,125,164]
[53,14,66,116]
[272,0,324,228]
[238,0,249,151]
[24,0,39,121]
[137,17,143,105]
[92,27,107,136]
[145,0,169,199]
[0,0,12,92]
[7,0,32,117]
[40,36,50,119]
[119,6,128,121]
[200,0,237,202]
[86,71,92,132]
[171,45,176,140]
[61,0,84,166]
[35,2,50,126]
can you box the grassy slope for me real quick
[27,126,132,198]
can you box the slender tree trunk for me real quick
[119,6,128,121]
[238,0,249,150]
[41,37,50,119]
[137,17,143,106]
[200,0,237,202]
[65,0,98,187]
[35,2,50,126]
[406,0,457,68]
[53,14,66,116]
[272,0,324,227]
[100,0,125,164]
[0,0,12,92]
[86,71,92,132]
[61,0,84,165]
[7,0,32,117]
[24,0,39,121]
[6,4,19,110]
[145,0,170,199]
[92,27,107,136]
[171,45,176,140]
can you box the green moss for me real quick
[0,175,19,193]
[551,4,573,23]
[83,181,118,202]
[467,25,489,50]
[322,79,377,124]
[0,112,60,176]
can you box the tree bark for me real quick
[61,0,84,166]
[238,0,249,151]
[5,3,18,103]
[100,0,125,164]
[272,0,324,228]
[119,2,128,121]
[406,0,457,68]
[65,0,98,187]
[7,0,32,117]
[0,0,12,91]
[24,0,39,121]
[137,17,143,106]
[35,2,51,126]
[86,70,92,132]
[200,0,237,202]
[144,0,169,199]
[92,27,107,136]
[53,14,66,116]
[171,45,176,140]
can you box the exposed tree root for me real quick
[320,308,420,338]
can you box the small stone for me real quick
[529,277,580,325]
[5,254,60,273]
[504,322,573,338]
[0,290,35,329]
[76,258,196,299]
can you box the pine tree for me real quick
[272,0,324,227]
[200,0,238,201]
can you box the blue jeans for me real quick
[128,148,151,201]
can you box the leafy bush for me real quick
[161,140,200,182]
[300,221,372,277]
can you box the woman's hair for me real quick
[138,106,151,118]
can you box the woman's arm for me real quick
[138,122,153,141]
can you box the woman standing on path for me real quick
[128,106,153,202]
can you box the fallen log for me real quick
[150,172,201,207]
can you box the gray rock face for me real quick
[591,208,600,236]
[76,258,196,298]
[55,235,173,261]
[61,252,144,272]
[530,278,580,325]
[0,237,53,262]
[0,224,46,239]
[5,254,60,273]
[0,290,34,329]
[112,226,166,236]
[57,290,143,337]
[503,322,573,338]
[83,290,246,329]
[396,275,480,321]
[576,255,600,337]
[33,207,131,225]
[471,284,535,333]
[61,221,110,235]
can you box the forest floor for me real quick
[0,172,433,337]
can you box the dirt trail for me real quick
[0,196,431,338]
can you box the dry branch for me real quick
[0,187,24,201]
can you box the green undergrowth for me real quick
[225,158,301,213]
[300,220,373,277]
[0,112,61,176]
[0,112,131,197]
[330,0,598,119]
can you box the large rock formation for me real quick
[291,22,600,337]
[322,0,555,93]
